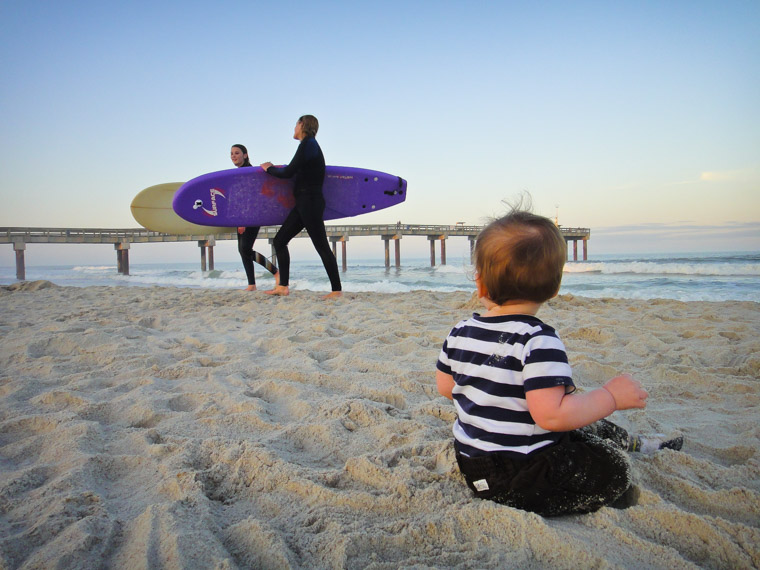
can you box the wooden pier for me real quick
[1,224,590,280]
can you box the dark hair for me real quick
[475,210,567,304]
[232,144,252,167]
[298,115,319,138]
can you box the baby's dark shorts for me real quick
[454,431,632,517]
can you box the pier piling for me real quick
[198,239,216,271]
[428,235,446,267]
[115,242,130,275]
[330,235,348,271]
[381,233,402,269]
[14,240,25,280]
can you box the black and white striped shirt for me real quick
[437,313,575,457]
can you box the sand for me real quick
[0,281,758,569]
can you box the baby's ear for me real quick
[474,273,488,300]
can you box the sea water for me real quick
[1,252,758,303]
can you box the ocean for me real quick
[1,251,758,303]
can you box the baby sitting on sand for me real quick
[436,209,682,516]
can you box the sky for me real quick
[1,0,758,266]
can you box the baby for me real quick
[436,209,682,516]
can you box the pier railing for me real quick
[2,224,590,280]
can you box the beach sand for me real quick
[1,281,758,569]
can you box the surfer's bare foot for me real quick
[322,291,342,300]
[245,285,257,291]
[265,285,289,296]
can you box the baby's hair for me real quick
[475,208,567,305]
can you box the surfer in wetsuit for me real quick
[260,115,342,299]
[231,144,269,291]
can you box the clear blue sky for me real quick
[1,1,758,265]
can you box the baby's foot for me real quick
[658,436,684,451]
[628,434,684,454]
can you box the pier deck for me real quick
[2,224,590,280]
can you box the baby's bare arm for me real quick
[526,374,647,432]
[436,370,455,400]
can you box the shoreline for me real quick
[1,283,758,568]
[2,249,759,303]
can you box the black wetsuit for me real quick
[265,136,341,291]
[237,225,260,286]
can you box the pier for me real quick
[2,224,590,280]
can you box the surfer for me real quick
[260,115,342,299]
[436,207,683,516]
[231,144,271,291]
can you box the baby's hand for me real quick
[603,374,648,410]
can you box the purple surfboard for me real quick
[172,166,406,227]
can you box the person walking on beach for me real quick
[436,208,682,516]
[260,115,342,299]
[231,144,277,291]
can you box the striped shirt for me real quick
[437,313,575,457]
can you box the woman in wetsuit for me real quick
[231,144,262,291]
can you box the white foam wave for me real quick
[433,263,472,275]
[72,265,116,273]
[565,261,760,277]
[290,277,471,294]
[4,253,757,302]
